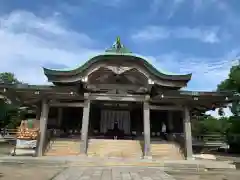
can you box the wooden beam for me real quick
[88,93,146,102]
[85,83,149,93]
[50,102,84,107]
[150,105,183,111]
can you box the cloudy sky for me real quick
[0,0,239,92]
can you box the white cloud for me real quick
[193,0,230,12]
[142,49,238,91]
[167,0,186,19]
[0,10,236,94]
[90,0,125,7]
[149,0,186,18]
[206,107,232,119]
[193,0,239,28]
[131,26,220,43]
[150,0,235,21]
[144,50,236,118]
[0,11,101,84]
[150,0,164,15]
[131,26,171,41]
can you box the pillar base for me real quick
[167,134,174,141]
[144,156,152,160]
[80,139,87,155]
[186,156,195,160]
[79,153,87,157]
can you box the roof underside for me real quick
[0,83,233,112]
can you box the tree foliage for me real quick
[217,64,240,152]
[218,64,240,116]
[192,115,229,136]
[0,72,20,84]
[218,65,240,93]
[0,72,22,128]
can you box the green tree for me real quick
[218,65,240,116]
[0,72,20,84]
[192,115,228,135]
[218,65,240,92]
[0,72,22,128]
[217,64,240,152]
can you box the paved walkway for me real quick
[1,164,240,180]
[52,167,175,180]
[0,155,236,171]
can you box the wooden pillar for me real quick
[168,111,173,132]
[143,102,151,158]
[80,99,90,154]
[57,107,63,128]
[37,99,49,157]
[168,111,174,141]
[36,104,41,120]
[183,106,193,160]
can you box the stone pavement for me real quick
[0,165,63,180]
[52,167,175,180]
[0,165,176,180]
[1,164,240,180]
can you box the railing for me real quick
[227,134,240,142]
[193,134,226,142]
[0,128,18,140]
[43,129,56,155]
[171,133,186,155]
[170,133,226,143]
[1,128,41,156]
[0,129,18,156]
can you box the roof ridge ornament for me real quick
[113,36,123,50]
[105,36,132,53]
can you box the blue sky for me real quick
[0,0,239,93]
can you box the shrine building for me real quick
[0,37,232,159]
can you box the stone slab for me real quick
[52,167,176,180]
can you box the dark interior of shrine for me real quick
[47,102,184,139]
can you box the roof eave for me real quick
[43,54,192,81]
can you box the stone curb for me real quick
[0,157,236,171]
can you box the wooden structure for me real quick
[0,37,233,159]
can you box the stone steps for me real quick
[45,138,183,160]
[87,139,143,158]
[45,138,80,156]
[151,143,184,160]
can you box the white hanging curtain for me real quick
[100,110,131,134]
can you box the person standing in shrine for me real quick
[161,122,167,140]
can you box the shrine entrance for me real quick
[88,101,143,140]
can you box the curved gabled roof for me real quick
[43,37,192,85]
[43,53,191,81]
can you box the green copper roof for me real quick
[43,37,192,81]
